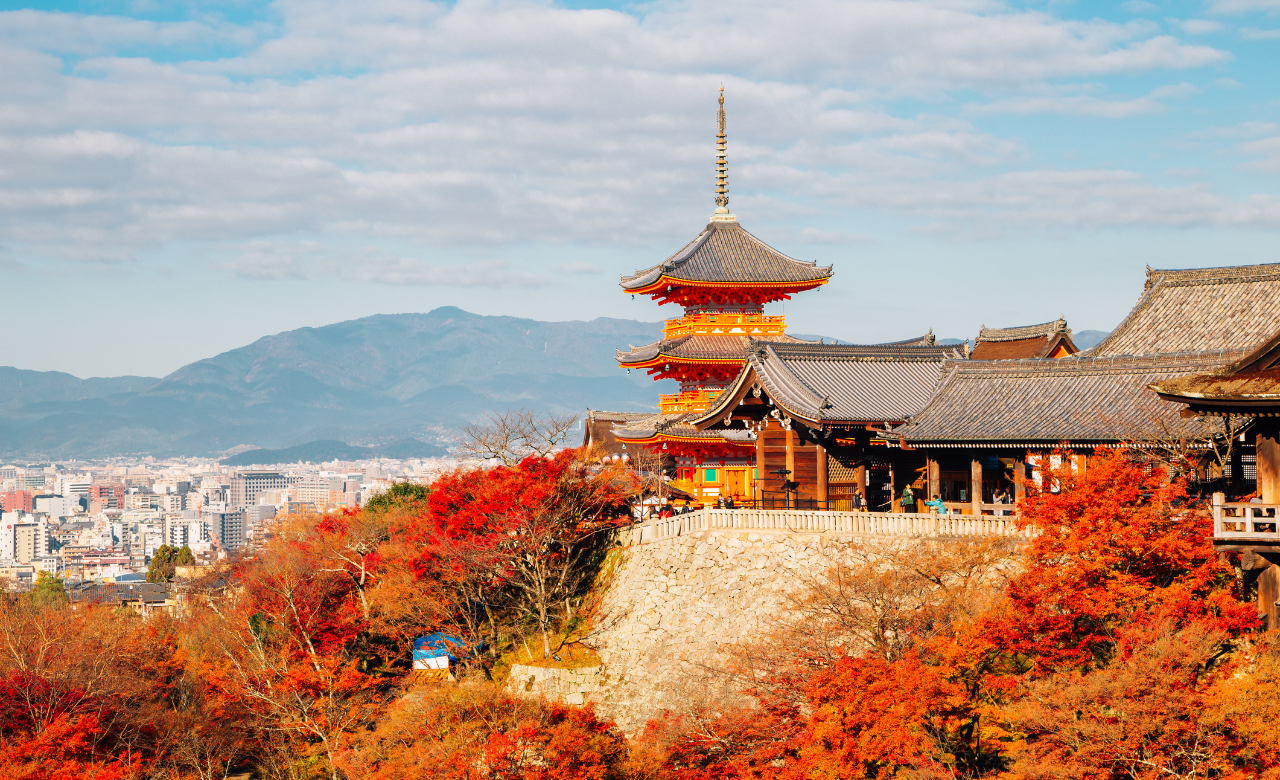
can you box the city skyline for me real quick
[5,0,1280,377]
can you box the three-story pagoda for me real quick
[610,88,834,504]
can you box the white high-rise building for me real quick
[0,514,16,561]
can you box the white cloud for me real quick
[846,168,1280,238]
[1207,0,1280,13]
[1173,18,1226,34]
[0,0,1262,273]
[1239,136,1280,172]
[221,242,550,288]
[800,228,870,243]
[1189,120,1280,139]
[970,83,1197,118]
[553,262,602,274]
[1241,27,1280,38]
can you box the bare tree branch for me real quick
[458,409,579,465]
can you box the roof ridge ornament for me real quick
[711,85,736,224]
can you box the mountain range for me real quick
[0,311,1111,461]
[0,308,674,460]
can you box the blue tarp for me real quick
[413,633,468,663]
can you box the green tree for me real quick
[363,481,430,514]
[29,570,67,605]
[147,545,194,583]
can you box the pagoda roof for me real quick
[619,220,832,293]
[970,318,1077,360]
[582,409,657,454]
[1090,262,1280,357]
[892,351,1234,446]
[616,333,815,366]
[613,411,756,445]
[693,341,955,428]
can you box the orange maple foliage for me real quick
[1009,618,1237,779]
[5,445,1272,780]
[1002,448,1255,671]
[336,681,629,780]
[0,712,139,780]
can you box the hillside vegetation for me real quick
[0,448,1275,779]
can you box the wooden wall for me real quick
[756,419,820,502]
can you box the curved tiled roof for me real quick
[1151,368,1280,405]
[969,319,1076,360]
[613,412,756,443]
[1090,262,1280,357]
[619,221,833,290]
[877,332,937,347]
[616,333,812,365]
[895,352,1236,444]
[1151,328,1280,408]
[695,341,954,426]
[977,319,1070,343]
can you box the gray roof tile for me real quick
[1091,263,1280,357]
[616,333,812,364]
[977,319,1070,343]
[895,352,1236,444]
[696,341,954,426]
[619,221,833,290]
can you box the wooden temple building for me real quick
[969,319,1077,360]
[584,94,1280,524]
[688,339,955,509]
[884,262,1280,510]
[665,261,1280,511]
[1150,327,1280,627]
[587,88,834,504]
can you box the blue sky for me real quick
[4,0,1280,377]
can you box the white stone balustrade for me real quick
[1212,492,1280,542]
[617,508,1033,546]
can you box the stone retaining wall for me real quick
[510,526,1015,732]
[579,529,867,732]
[507,663,603,706]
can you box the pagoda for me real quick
[611,88,834,504]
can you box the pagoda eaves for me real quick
[620,220,832,307]
[616,333,817,383]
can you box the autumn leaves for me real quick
[0,448,1277,779]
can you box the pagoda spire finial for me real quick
[712,84,735,223]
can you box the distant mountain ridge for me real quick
[219,438,448,467]
[0,307,674,459]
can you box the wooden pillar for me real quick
[889,463,899,512]
[1257,419,1280,504]
[855,464,867,505]
[1258,562,1280,631]
[927,458,940,503]
[816,442,828,506]
[970,458,983,516]
[1013,460,1026,503]
[755,423,766,506]
[785,426,797,509]
[1231,440,1245,497]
